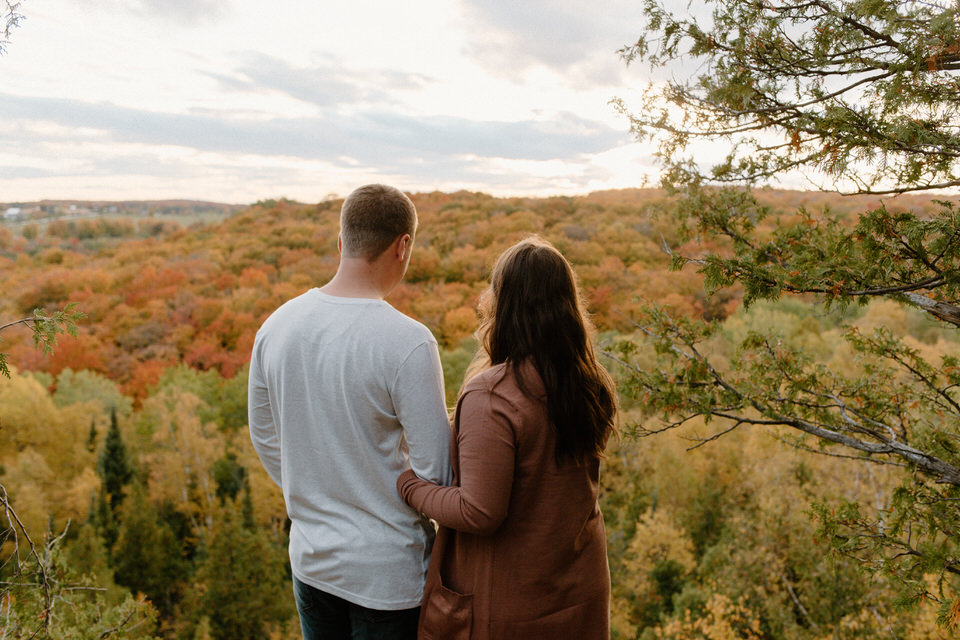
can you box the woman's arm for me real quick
[397,389,515,535]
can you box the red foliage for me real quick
[42,332,109,376]
[0,189,758,385]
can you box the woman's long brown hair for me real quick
[469,236,617,465]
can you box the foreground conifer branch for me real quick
[616,0,960,625]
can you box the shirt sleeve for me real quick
[248,336,283,487]
[397,388,515,536]
[392,340,454,487]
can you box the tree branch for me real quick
[903,292,960,327]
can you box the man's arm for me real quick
[248,339,283,487]
[392,340,453,486]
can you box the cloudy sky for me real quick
[0,0,661,204]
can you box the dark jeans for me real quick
[292,576,420,640]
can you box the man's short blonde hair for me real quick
[340,184,417,261]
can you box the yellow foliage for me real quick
[0,372,63,456]
[4,449,55,535]
[62,466,101,522]
[653,593,763,640]
[267,618,305,640]
[903,603,954,640]
[230,429,287,535]
[191,617,212,640]
[625,507,698,585]
[810,604,953,640]
[141,390,223,529]
[853,298,911,336]
[441,306,478,345]
[0,370,108,537]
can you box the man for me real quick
[248,184,452,640]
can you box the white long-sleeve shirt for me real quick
[248,289,452,610]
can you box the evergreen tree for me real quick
[63,522,123,602]
[97,406,134,510]
[86,416,97,453]
[192,505,293,640]
[112,483,186,617]
[212,450,246,503]
[90,488,118,556]
[1,518,158,638]
[240,485,255,531]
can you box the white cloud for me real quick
[102,0,230,23]
[207,53,434,108]
[458,0,646,88]
[0,0,657,202]
[0,91,629,163]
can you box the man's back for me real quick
[249,288,451,610]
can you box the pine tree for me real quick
[97,406,133,510]
[240,485,255,531]
[192,505,293,640]
[90,487,118,555]
[112,483,186,617]
[86,416,97,453]
[212,450,246,503]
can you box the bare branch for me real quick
[769,431,910,468]
[684,419,747,450]
[903,292,960,327]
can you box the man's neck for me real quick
[320,257,394,299]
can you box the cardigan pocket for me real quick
[421,582,473,640]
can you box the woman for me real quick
[397,236,617,640]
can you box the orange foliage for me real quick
[441,306,479,346]
[0,189,754,384]
[123,358,173,402]
[43,332,109,375]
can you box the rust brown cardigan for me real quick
[397,361,610,640]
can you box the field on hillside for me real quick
[0,189,955,639]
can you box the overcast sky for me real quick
[0,0,663,203]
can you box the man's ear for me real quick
[397,234,412,261]
[337,234,343,255]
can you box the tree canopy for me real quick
[616,0,960,196]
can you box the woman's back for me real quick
[400,361,610,639]
[397,236,615,639]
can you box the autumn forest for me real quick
[1,187,958,639]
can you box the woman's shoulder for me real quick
[461,360,544,404]
[462,362,510,394]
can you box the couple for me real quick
[249,184,617,640]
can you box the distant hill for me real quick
[0,199,245,224]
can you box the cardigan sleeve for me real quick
[397,388,515,536]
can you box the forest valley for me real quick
[1,187,958,639]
